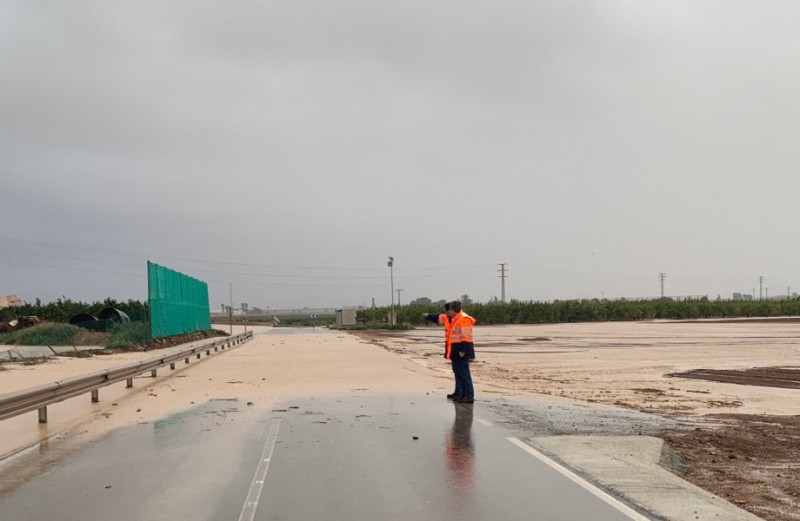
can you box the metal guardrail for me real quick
[0,331,254,424]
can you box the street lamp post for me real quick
[388,256,395,326]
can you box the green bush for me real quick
[0,323,79,346]
[107,322,151,349]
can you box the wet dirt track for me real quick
[0,394,648,521]
[670,367,800,389]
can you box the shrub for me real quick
[0,323,79,345]
[107,322,151,349]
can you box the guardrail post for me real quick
[127,378,133,388]
[170,362,176,370]
[206,349,211,356]
[214,346,218,352]
[38,407,48,424]
[196,353,201,359]
[185,357,190,364]
[91,390,99,403]
[151,369,157,377]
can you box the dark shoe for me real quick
[455,397,474,404]
[446,393,459,400]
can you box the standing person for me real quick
[425,303,459,399]
[447,301,477,404]
[426,301,477,403]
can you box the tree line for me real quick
[6,296,800,327]
[0,298,147,323]
[357,297,800,325]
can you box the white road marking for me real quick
[258,420,270,439]
[507,437,651,521]
[238,418,282,521]
[476,418,492,426]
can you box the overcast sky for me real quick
[1,1,799,310]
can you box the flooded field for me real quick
[357,319,800,521]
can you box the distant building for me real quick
[0,294,23,309]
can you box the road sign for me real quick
[310,313,318,319]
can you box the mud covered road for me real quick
[357,320,800,521]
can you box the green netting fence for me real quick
[148,261,211,338]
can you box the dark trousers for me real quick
[451,356,474,399]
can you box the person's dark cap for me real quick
[449,301,462,313]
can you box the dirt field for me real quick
[356,320,800,521]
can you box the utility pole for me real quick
[759,275,765,301]
[396,289,403,307]
[498,263,508,303]
[766,287,769,300]
[388,257,395,326]
[228,282,233,335]
[658,273,666,298]
[789,287,792,298]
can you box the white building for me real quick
[0,294,23,309]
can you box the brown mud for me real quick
[356,323,800,521]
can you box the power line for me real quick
[0,258,144,278]
[0,247,143,269]
[0,258,480,289]
[0,236,493,273]
[0,246,494,280]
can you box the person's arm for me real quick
[424,313,441,324]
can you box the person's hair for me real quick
[443,302,451,311]
[449,301,462,313]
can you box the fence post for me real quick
[127,378,133,388]
[38,407,47,424]
[91,389,99,403]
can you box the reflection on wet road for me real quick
[0,394,648,520]
[446,404,474,488]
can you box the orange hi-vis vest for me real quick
[445,311,475,359]
[437,313,452,358]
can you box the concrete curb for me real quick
[49,345,79,355]
[530,435,764,521]
[9,346,56,360]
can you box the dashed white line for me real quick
[507,437,651,521]
[238,418,282,521]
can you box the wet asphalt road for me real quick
[0,393,650,520]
